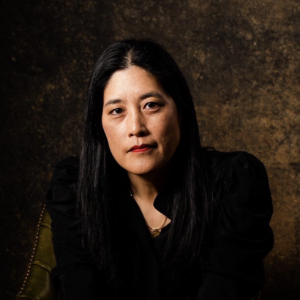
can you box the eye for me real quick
[110,108,124,115]
[144,102,162,109]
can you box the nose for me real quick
[127,110,148,137]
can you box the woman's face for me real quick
[102,66,181,177]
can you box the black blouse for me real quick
[46,150,274,300]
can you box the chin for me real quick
[126,167,157,176]
[125,162,162,176]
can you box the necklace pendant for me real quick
[151,229,161,238]
[147,215,168,238]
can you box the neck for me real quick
[127,164,172,205]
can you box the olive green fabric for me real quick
[16,208,60,300]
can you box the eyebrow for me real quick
[104,92,164,107]
[104,99,123,107]
[140,92,163,100]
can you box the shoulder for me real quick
[52,155,80,176]
[50,156,80,185]
[46,156,80,208]
[204,148,267,174]
[204,149,269,185]
[204,148,272,209]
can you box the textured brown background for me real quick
[1,0,299,299]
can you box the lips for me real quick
[129,144,153,152]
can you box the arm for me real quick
[46,156,98,300]
[196,151,274,300]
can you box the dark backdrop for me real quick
[1,0,300,299]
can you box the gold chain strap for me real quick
[16,203,46,298]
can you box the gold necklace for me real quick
[146,215,168,238]
[129,189,168,238]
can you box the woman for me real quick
[46,39,274,300]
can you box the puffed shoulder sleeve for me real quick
[196,151,274,300]
[46,156,98,300]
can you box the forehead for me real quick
[103,66,165,102]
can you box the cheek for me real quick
[155,115,181,147]
[102,122,122,155]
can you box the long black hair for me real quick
[78,39,218,294]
